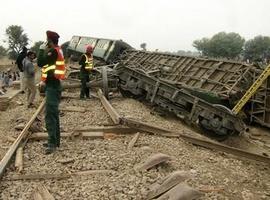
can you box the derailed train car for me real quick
[118,50,270,130]
[67,35,270,137]
[67,35,132,64]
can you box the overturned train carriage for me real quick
[116,64,246,136]
[118,50,270,129]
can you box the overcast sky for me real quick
[0,0,270,52]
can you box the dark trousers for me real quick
[45,86,61,147]
[80,74,90,98]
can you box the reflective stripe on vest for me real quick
[41,46,66,81]
[84,54,93,70]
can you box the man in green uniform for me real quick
[79,45,94,99]
[38,31,65,154]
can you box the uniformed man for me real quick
[79,45,94,99]
[38,30,65,154]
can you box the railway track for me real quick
[0,90,269,199]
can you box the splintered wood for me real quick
[127,132,140,150]
[14,147,23,173]
[32,184,55,200]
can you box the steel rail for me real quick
[0,99,46,178]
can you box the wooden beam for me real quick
[73,125,136,134]
[97,89,121,124]
[14,147,23,173]
[33,184,55,200]
[29,132,105,140]
[127,132,140,150]
[0,99,46,178]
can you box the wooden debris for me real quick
[156,183,203,200]
[127,132,140,150]
[74,125,135,134]
[97,89,121,124]
[16,101,23,106]
[147,171,192,199]
[14,147,23,173]
[0,89,5,95]
[29,132,105,140]
[33,184,55,200]
[198,186,225,193]
[104,133,119,140]
[6,170,114,181]
[29,132,72,140]
[136,153,172,171]
[15,123,25,131]
[33,192,43,200]
[58,158,75,164]
[82,132,104,139]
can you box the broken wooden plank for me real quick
[73,125,135,134]
[135,153,172,171]
[97,89,121,124]
[14,147,23,173]
[29,132,104,140]
[82,132,104,139]
[6,170,115,181]
[29,132,72,140]
[0,99,46,178]
[127,132,140,150]
[33,192,43,200]
[38,184,55,200]
[33,184,55,200]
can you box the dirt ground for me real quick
[0,90,269,200]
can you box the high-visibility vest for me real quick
[84,54,93,71]
[41,46,65,82]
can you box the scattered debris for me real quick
[147,171,193,199]
[127,132,140,150]
[156,183,203,200]
[32,184,55,200]
[14,147,23,173]
[136,153,172,171]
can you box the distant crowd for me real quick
[0,69,21,92]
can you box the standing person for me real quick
[79,45,94,99]
[39,30,65,154]
[16,46,28,93]
[22,51,37,108]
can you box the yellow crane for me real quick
[232,64,270,115]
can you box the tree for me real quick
[193,38,211,56]
[31,41,43,54]
[140,43,147,51]
[0,45,7,58]
[193,32,245,59]
[243,36,270,63]
[5,25,29,59]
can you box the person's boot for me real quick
[45,144,56,155]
